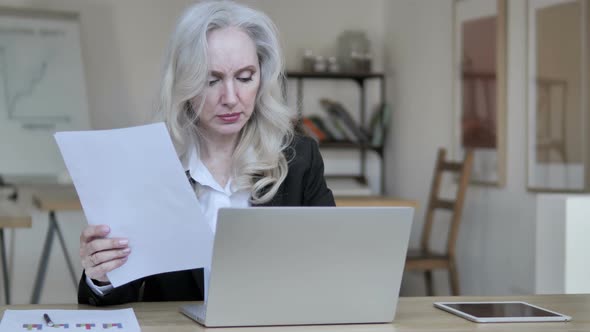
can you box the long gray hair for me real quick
[157,0,296,204]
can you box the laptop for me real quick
[180,206,414,327]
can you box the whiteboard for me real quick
[0,8,90,180]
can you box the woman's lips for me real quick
[218,113,240,123]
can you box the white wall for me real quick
[385,0,539,296]
[0,0,386,303]
[536,195,590,294]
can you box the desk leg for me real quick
[30,211,78,304]
[30,213,56,304]
[0,229,9,304]
[53,215,78,288]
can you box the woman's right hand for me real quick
[80,225,131,283]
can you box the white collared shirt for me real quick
[86,144,250,296]
[185,143,251,233]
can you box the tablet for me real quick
[433,301,572,323]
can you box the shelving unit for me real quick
[286,71,387,194]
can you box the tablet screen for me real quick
[443,302,561,318]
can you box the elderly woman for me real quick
[78,0,334,305]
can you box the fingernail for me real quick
[119,239,128,245]
[122,248,131,254]
[100,225,110,233]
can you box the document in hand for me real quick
[54,123,213,287]
[0,309,140,332]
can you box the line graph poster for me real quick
[0,9,90,178]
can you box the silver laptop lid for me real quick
[203,206,413,327]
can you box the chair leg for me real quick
[424,270,434,296]
[449,262,460,296]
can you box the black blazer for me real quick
[78,135,335,305]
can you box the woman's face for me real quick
[193,27,261,142]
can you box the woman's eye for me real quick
[208,79,220,86]
[237,76,253,83]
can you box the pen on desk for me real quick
[43,313,54,327]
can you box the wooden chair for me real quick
[405,148,474,296]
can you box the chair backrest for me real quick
[420,148,474,258]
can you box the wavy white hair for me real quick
[156,0,296,204]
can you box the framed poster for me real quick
[527,0,590,192]
[0,7,91,179]
[452,0,507,186]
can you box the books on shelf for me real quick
[368,103,391,147]
[300,98,391,148]
[317,114,346,141]
[320,98,370,144]
[302,117,328,142]
[302,115,346,142]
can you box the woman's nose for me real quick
[221,81,238,107]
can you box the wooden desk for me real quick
[30,186,81,304]
[32,187,82,211]
[336,196,418,208]
[0,201,32,304]
[0,294,586,331]
[0,205,32,229]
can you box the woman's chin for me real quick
[212,123,247,137]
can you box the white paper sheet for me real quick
[0,309,140,331]
[55,123,213,287]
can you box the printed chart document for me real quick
[55,123,213,287]
[0,309,140,331]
